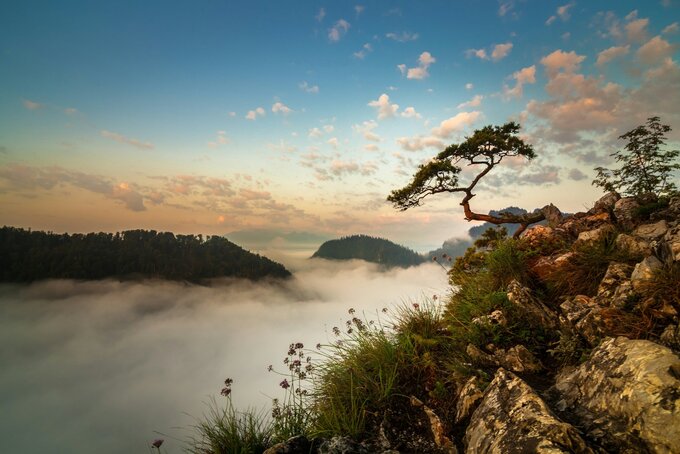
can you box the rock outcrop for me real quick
[553,337,680,453]
[464,368,592,453]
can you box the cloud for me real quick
[100,130,154,150]
[466,43,512,61]
[503,65,536,99]
[272,102,293,115]
[328,19,350,42]
[540,49,586,76]
[228,111,236,117]
[386,31,419,42]
[596,45,630,66]
[207,131,229,149]
[0,164,148,211]
[398,51,436,80]
[368,93,399,119]
[636,35,674,65]
[355,5,365,15]
[430,111,481,138]
[327,137,339,149]
[316,8,325,22]
[22,99,43,110]
[491,42,513,61]
[396,136,445,152]
[353,120,381,142]
[465,83,474,90]
[568,168,588,181]
[308,128,323,139]
[400,107,422,119]
[64,107,78,115]
[457,95,483,109]
[323,125,334,133]
[353,43,373,59]
[299,81,319,94]
[246,107,266,120]
[625,16,649,43]
[498,1,514,17]
[364,144,379,152]
[663,22,679,34]
[546,2,575,25]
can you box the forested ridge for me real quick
[0,227,291,282]
[312,234,425,268]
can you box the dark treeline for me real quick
[0,227,291,282]
[312,234,425,268]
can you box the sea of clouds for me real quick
[0,257,449,453]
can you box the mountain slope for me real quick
[311,234,426,268]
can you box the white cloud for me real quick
[299,81,319,94]
[491,42,513,61]
[22,99,43,110]
[503,65,536,98]
[208,131,229,149]
[368,93,399,119]
[596,45,630,66]
[353,120,381,141]
[364,144,379,152]
[100,130,154,150]
[396,136,445,152]
[540,49,586,76]
[625,17,649,43]
[663,22,679,34]
[316,8,325,22]
[636,35,674,65]
[465,83,474,90]
[328,19,350,42]
[386,31,419,42]
[353,43,373,59]
[498,1,514,17]
[323,125,335,133]
[457,94,484,109]
[228,111,236,117]
[546,2,575,25]
[431,111,481,138]
[64,107,78,115]
[398,51,436,80]
[466,43,512,61]
[327,137,339,149]
[272,102,293,115]
[308,128,323,139]
[246,107,265,120]
[355,5,365,15]
[401,106,422,119]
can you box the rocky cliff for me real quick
[267,193,680,454]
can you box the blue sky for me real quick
[1,1,679,250]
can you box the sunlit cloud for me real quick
[272,102,293,115]
[546,3,575,25]
[353,43,373,59]
[385,31,419,42]
[328,19,350,42]
[368,93,399,119]
[100,130,154,150]
[466,42,513,61]
[430,111,481,139]
[398,51,436,79]
[596,45,630,66]
[246,107,266,120]
[299,81,319,94]
[22,99,43,110]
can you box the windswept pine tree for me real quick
[0,227,291,282]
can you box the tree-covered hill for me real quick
[0,227,291,282]
[311,234,426,268]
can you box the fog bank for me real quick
[0,259,448,453]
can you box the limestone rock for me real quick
[318,436,372,454]
[575,225,613,245]
[560,295,598,325]
[454,376,484,425]
[560,212,611,238]
[264,435,316,454]
[464,368,593,454]
[531,252,574,281]
[560,295,608,346]
[589,192,620,214]
[596,262,633,306]
[660,324,680,352]
[521,225,556,248]
[410,396,457,454]
[541,203,564,227]
[631,256,663,290]
[471,309,507,327]
[614,197,641,230]
[615,233,652,257]
[553,337,680,453]
[466,343,543,373]
[633,220,669,240]
[660,223,680,264]
[507,280,559,330]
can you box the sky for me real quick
[1,0,679,251]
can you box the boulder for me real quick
[595,262,633,306]
[471,309,507,327]
[660,223,680,264]
[560,212,611,238]
[409,396,457,454]
[560,295,598,325]
[633,220,669,241]
[615,233,652,257]
[466,344,543,373]
[631,256,663,290]
[531,252,574,281]
[521,225,556,249]
[507,280,559,330]
[553,337,680,453]
[464,368,593,453]
[264,435,316,454]
[614,197,641,230]
[541,203,564,227]
[575,225,613,245]
[589,192,620,214]
[660,324,680,352]
[560,295,608,346]
[454,376,484,425]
